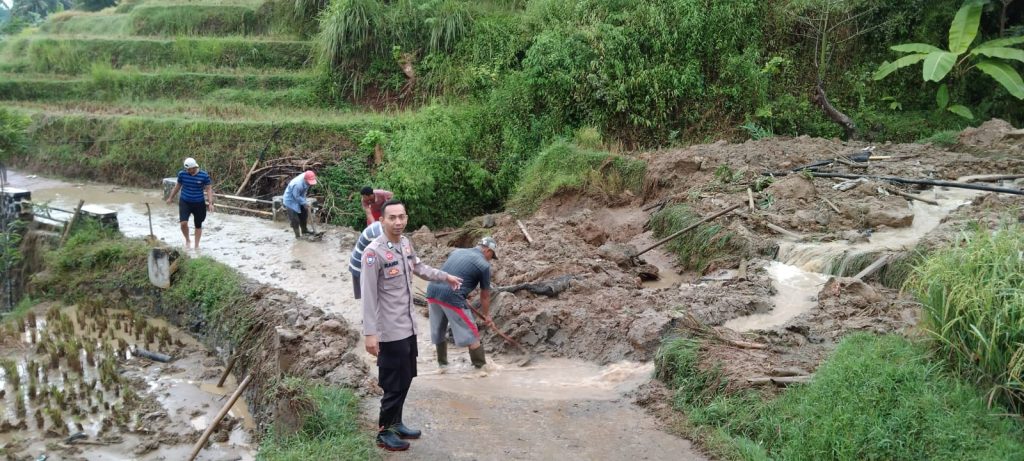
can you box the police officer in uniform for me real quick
[361,199,461,451]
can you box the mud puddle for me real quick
[0,301,254,461]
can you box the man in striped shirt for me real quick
[426,237,498,371]
[165,157,213,249]
[347,220,382,299]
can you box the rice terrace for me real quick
[1,0,1023,460]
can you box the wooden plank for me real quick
[214,193,273,205]
[854,254,890,281]
[215,204,273,216]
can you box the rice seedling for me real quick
[907,223,1024,413]
[15,393,26,418]
[26,312,36,329]
[1,359,20,390]
[34,409,43,429]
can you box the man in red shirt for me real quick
[361,186,394,225]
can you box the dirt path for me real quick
[11,171,706,460]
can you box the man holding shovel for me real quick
[426,236,498,373]
[282,170,318,240]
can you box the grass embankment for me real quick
[0,36,312,74]
[257,378,377,460]
[908,224,1024,413]
[0,69,319,108]
[657,333,1024,460]
[36,222,375,458]
[7,107,394,190]
[504,140,646,216]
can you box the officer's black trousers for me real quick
[378,334,418,429]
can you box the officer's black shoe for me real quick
[395,422,422,439]
[376,429,410,451]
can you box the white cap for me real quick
[480,236,498,259]
[183,158,198,169]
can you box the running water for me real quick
[727,185,983,332]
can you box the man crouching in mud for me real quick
[361,199,462,451]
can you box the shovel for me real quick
[467,304,535,367]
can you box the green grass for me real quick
[0,35,312,74]
[657,333,1024,461]
[0,68,321,107]
[166,256,252,339]
[506,140,646,216]
[129,5,268,37]
[915,129,960,146]
[257,379,377,460]
[42,219,150,301]
[647,204,739,273]
[4,105,397,196]
[40,11,131,36]
[907,224,1024,413]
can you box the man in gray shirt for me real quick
[361,199,461,451]
[426,237,498,371]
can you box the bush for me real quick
[506,140,645,216]
[0,107,30,161]
[908,224,1024,413]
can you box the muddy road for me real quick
[7,170,706,460]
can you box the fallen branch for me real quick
[884,187,939,206]
[433,229,461,238]
[738,211,804,240]
[134,347,172,363]
[636,203,742,257]
[516,219,534,245]
[642,199,667,212]
[835,157,869,169]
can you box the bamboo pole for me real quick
[635,203,742,257]
[772,171,1024,196]
[216,355,238,388]
[59,200,85,246]
[853,254,890,281]
[187,374,253,461]
[821,197,841,213]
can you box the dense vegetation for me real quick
[656,333,1024,460]
[2,0,1021,228]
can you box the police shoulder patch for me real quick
[365,251,376,266]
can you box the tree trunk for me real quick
[812,80,857,140]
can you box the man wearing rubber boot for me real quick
[361,200,462,451]
[426,236,498,373]
[282,170,317,239]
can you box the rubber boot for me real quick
[376,428,410,451]
[469,346,487,369]
[292,226,301,239]
[436,342,448,367]
[395,422,421,439]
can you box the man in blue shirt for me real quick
[165,157,213,249]
[283,170,317,239]
[426,237,498,371]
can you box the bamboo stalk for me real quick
[216,355,238,388]
[187,374,253,461]
[854,254,890,281]
[59,200,85,247]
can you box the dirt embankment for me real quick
[413,119,1024,385]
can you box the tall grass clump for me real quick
[656,333,1024,460]
[257,379,376,460]
[506,140,645,216]
[166,257,250,340]
[42,220,149,301]
[129,5,265,37]
[907,224,1024,413]
[648,205,737,273]
[41,11,131,35]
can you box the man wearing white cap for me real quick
[282,170,318,239]
[165,157,213,249]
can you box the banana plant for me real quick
[873,0,1024,120]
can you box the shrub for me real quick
[908,223,1024,413]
